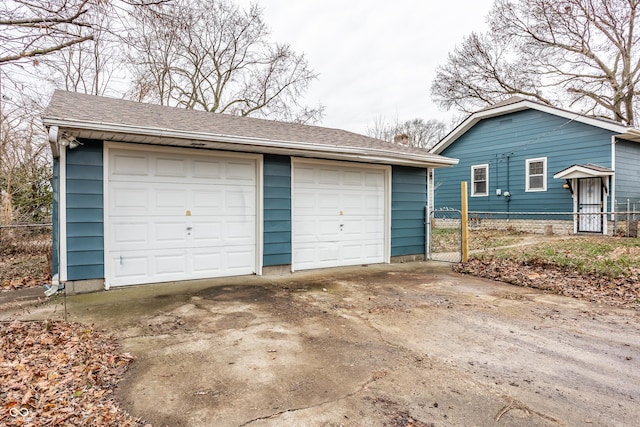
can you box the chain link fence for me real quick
[0,222,52,255]
[429,208,462,262]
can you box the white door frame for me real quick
[103,142,263,288]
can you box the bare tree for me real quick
[0,0,95,66]
[126,0,323,123]
[431,0,640,125]
[367,117,447,150]
[0,98,51,224]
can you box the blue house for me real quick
[43,91,456,293]
[429,97,640,235]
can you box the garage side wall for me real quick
[66,140,104,280]
[391,166,427,256]
[263,154,292,266]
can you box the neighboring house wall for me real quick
[615,139,640,205]
[66,140,104,280]
[434,109,615,213]
[263,154,292,266]
[391,166,426,256]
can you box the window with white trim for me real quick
[526,157,547,192]
[471,164,488,197]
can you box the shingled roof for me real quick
[430,96,640,154]
[43,90,456,168]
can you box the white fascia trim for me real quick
[59,146,68,282]
[553,166,614,179]
[431,100,631,154]
[42,118,457,168]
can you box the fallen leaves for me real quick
[0,254,49,292]
[1,320,148,426]
[454,258,640,310]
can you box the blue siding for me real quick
[66,140,104,280]
[435,109,615,213]
[263,155,292,266]
[615,139,640,205]
[52,158,59,277]
[391,166,426,256]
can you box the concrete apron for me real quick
[2,261,639,426]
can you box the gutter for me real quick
[43,118,458,168]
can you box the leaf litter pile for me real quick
[455,237,640,310]
[1,321,148,426]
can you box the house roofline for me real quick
[43,117,459,169]
[430,99,632,154]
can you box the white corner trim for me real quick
[610,135,617,216]
[384,165,392,264]
[256,155,264,276]
[102,142,111,290]
[59,146,68,282]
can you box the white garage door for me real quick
[107,147,257,286]
[292,160,387,270]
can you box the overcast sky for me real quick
[236,0,496,134]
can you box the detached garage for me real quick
[43,91,457,293]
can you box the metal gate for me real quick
[428,208,462,262]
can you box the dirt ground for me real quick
[3,262,639,426]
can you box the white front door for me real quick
[578,177,603,233]
[106,147,258,286]
[292,160,388,270]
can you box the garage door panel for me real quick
[293,161,386,270]
[111,186,149,211]
[111,221,148,245]
[227,249,256,269]
[192,189,224,209]
[156,189,188,210]
[192,251,221,272]
[111,153,149,176]
[193,159,223,179]
[190,221,223,243]
[110,255,148,280]
[155,157,187,177]
[342,170,363,185]
[226,161,256,180]
[155,253,187,275]
[108,148,257,286]
[155,221,188,244]
[364,171,384,186]
[225,221,255,240]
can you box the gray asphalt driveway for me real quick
[4,262,639,426]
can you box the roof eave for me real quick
[43,117,458,169]
[430,100,631,154]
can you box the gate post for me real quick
[461,181,469,262]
